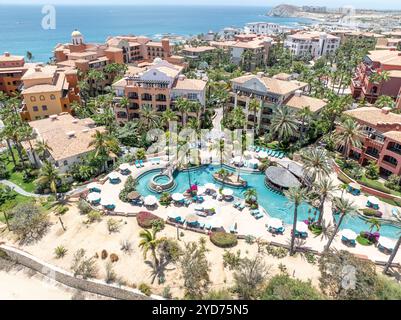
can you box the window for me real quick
[33,106,39,112]
[39,95,45,101]
[187,93,198,100]
[50,94,55,100]
[63,160,68,166]
[383,155,398,167]
[42,105,48,111]
[30,96,36,102]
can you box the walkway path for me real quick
[0,180,48,198]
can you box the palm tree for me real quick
[88,130,119,162]
[324,197,357,252]
[284,187,308,256]
[216,168,229,189]
[244,188,257,204]
[297,106,313,142]
[383,213,401,274]
[140,104,160,130]
[138,228,164,284]
[34,139,53,162]
[35,161,62,196]
[176,97,190,126]
[20,125,39,168]
[230,107,245,129]
[366,217,381,233]
[87,69,105,96]
[161,109,178,128]
[313,178,337,226]
[248,98,260,135]
[300,147,331,183]
[118,96,129,119]
[375,95,395,109]
[270,106,298,144]
[334,118,362,160]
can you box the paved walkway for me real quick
[0,180,48,198]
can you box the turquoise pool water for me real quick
[136,165,401,239]
[153,175,171,184]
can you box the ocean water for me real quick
[0,5,313,62]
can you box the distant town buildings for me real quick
[351,50,401,103]
[112,58,206,124]
[284,32,341,58]
[210,34,273,71]
[375,37,401,50]
[181,46,216,62]
[244,22,282,36]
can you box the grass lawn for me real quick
[358,175,401,198]
[0,193,33,223]
[0,150,36,193]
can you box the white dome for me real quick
[71,30,82,37]
[153,57,162,64]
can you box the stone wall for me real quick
[0,244,164,300]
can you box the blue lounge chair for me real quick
[204,223,212,230]
[255,213,264,219]
[233,201,241,208]
[237,203,245,210]
[198,222,205,229]
[267,149,272,155]
[255,146,260,152]
[139,160,144,167]
[184,199,191,206]
[135,160,141,168]
[250,209,260,216]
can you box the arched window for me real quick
[39,95,45,101]
[30,96,36,102]
[50,94,56,100]
[371,86,378,94]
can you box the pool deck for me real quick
[92,162,401,266]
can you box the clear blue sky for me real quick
[0,0,400,10]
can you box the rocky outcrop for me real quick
[267,4,300,17]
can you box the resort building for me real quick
[229,72,326,134]
[54,30,125,93]
[106,35,185,65]
[210,34,273,71]
[181,46,216,62]
[217,27,242,40]
[284,32,341,58]
[375,37,401,50]
[244,22,282,36]
[0,52,37,96]
[22,113,105,173]
[339,107,401,177]
[112,58,207,124]
[20,65,80,121]
[351,50,401,104]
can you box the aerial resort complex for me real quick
[2,2,401,302]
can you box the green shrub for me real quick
[210,232,238,248]
[119,176,137,202]
[365,161,379,180]
[261,274,322,300]
[203,289,233,300]
[356,235,373,246]
[375,275,401,300]
[384,174,401,192]
[222,250,241,270]
[265,245,288,258]
[78,199,92,215]
[360,208,382,218]
[159,192,172,206]
[138,283,152,296]
[54,245,68,259]
[86,210,102,223]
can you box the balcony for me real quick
[386,146,401,156]
[128,93,138,99]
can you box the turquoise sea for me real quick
[0,5,313,62]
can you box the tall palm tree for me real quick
[270,106,298,144]
[244,188,257,203]
[176,97,190,127]
[284,187,308,256]
[35,161,63,196]
[138,228,164,284]
[216,168,229,189]
[366,217,381,233]
[88,130,119,159]
[87,69,105,96]
[34,139,53,162]
[334,118,362,160]
[297,106,313,142]
[230,107,245,129]
[20,125,39,168]
[301,147,331,183]
[324,197,357,252]
[383,213,401,274]
[375,95,395,109]
[161,109,178,128]
[140,104,160,130]
[248,98,260,136]
[313,178,337,226]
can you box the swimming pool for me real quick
[136,165,401,239]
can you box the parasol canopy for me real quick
[144,195,157,206]
[295,221,308,233]
[119,163,131,171]
[172,193,185,201]
[341,229,357,240]
[267,217,283,229]
[87,192,101,202]
[127,191,141,200]
[222,188,234,196]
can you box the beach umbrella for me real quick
[205,183,217,190]
[100,198,114,207]
[367,196,380,205]
[166,210,181,219]
[379,237,396,250]
[144,195,157,206]
[209,216,223,228]
[172,193,184,201]
[87,182,102,192]
[197,186,206,195]
[185,213,199,223]
[233,156,242,164]
[119,163,131,171]
[267,217,283,229]
[349,182,360,190]
[87,192,101,203]
[222,188,234,196]
[341,229,357,240]
[257,151,268,159]
[191,185,198,191]
[295,221,308,233]
[203,200,215,210]
[127,191,141,200]
[108,172,120,180]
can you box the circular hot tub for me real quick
[148,174,175,193]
